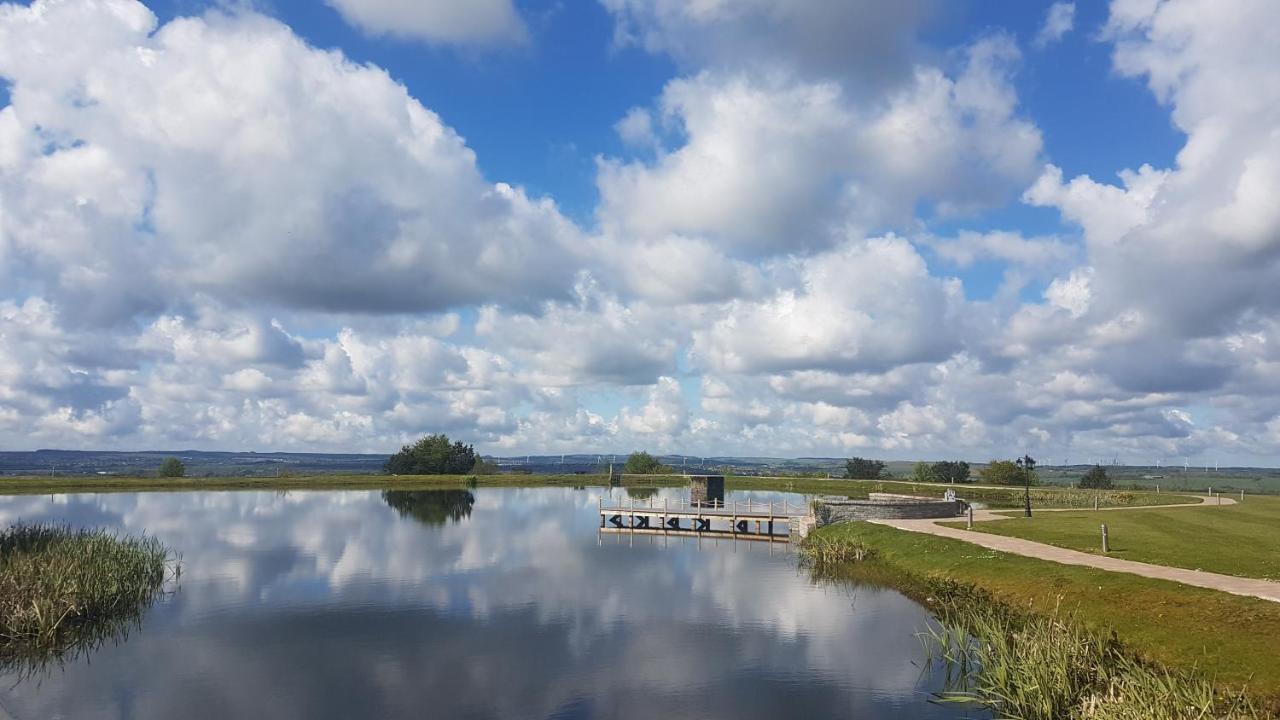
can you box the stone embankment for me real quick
[814,492,966,525]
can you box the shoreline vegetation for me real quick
[807,522,1280,715]
[0,523,177,674]
[0,472,1202,508]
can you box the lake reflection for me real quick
[0,487,975,719]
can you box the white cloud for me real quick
[922,230,1078,269]
[0,0,581,324]
[598,35,1042,256]
[1034,2,1076,48]
[692,236,963,374]
[601,0,930,93]
[1,0,1280,464]
[324,0,527,45]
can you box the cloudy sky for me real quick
[1,0,1278,464]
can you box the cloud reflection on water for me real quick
[0,488,970,719]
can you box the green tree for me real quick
[932,460,971,484]
[980,459,1038,486]
[385,434,477,475]
[623,451,668,474]
[845,457,886,479]
[912,462,938,483]
[157,457,185,478]
[1078,464,1112,489]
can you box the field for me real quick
[813,521,1280,707]
[950,494,1280,582]
[1032,465,1280,494]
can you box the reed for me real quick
[0,523,177,669]
[799,533,876,567]
[920,580,1262,719]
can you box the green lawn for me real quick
[951,495,1280,581]
[815,521,1280,706]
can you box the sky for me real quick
[0,0,1278,465]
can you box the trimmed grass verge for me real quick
[945,495,1280,581]
[812,521,1280,712]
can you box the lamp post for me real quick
[1016,454,1036,518]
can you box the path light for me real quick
[1016,455,1036,518]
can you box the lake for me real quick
[0,487,980,719]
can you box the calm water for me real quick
[0,487,978,719]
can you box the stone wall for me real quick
[814,496,966,525]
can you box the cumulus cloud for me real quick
[324,0,527,45]
[692,236,963,375]
[0,0,580,324]
[1034,2,1076,48]
[922,230,1079,270]
[597,35,1042,256]
[601,0,929,93]
[2,0,1280,464]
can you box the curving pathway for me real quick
[868,494,1280,603]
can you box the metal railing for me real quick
[598,496,808,516]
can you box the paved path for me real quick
[869,494,1280,603]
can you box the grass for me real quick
[723,475,1193,509]
[948,495,1280,582]
[919,581,1262,719]
[0,473,1195,509]
[0,523,176,671]
[812,521,1280,710]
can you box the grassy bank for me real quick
[0,523,175,669]
[948,495,1280,581]
[812,522,1280,710]
[0,473,1196,510]
[919,580,1262,718]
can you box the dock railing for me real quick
[598,496,809,517]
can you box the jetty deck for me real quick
[598,497,809,539]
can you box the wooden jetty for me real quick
[598,497,808,540]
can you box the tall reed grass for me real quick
[921,580,1263,719]
[0,523,176,670]
[799,533,876,568]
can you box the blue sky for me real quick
[1,0,1278,465]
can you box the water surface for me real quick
[0,487,976,719]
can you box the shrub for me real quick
[912,462,938,483]
[1078,464,1112,489]
[157,457,185,478]
[385,434,477,475]
[932,460,971,484]
[980,459,1038,486]
[845,457,886,479]
[623,451,669,474]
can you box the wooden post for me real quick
[1241,489,1245,502]
[1094,495,1099,511]
[967,505,974,530]
[1101,523,1109,553]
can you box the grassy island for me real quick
[0,523,174,669]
